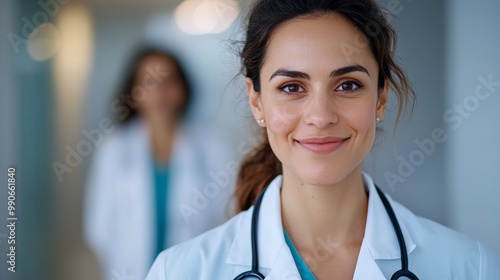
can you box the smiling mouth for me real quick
[295,137,350,155]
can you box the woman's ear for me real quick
[246,78,265,124]
[376,80,389,119]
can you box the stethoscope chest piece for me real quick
[391,269,419,280]
[233,270,265,280]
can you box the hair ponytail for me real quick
[235,130,282,212]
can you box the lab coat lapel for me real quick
[116,120,155,277]
[226,175,302,279]
[352,241,387,280]
[361,173,416,260]
[351,173,417,279]
[166,125,193,243]
[263,245,303,280]
[167,124,210,245]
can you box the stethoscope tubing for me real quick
[233,188,267,280]
[376,186,419,280]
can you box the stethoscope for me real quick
[233,184,419,280]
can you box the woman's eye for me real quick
[279,83,305,94]
[336,81,361,92]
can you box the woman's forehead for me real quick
[262,14,377,77]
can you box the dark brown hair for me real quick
[116,47,192,124]
[235,0,415,212]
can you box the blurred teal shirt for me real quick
[153,161,170,258]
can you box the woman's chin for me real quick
[293,172,350,188]
[288,162,364,188]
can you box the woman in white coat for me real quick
[146,1,500,279]
[83,48,235,280]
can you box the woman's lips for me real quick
[295,137,350,155]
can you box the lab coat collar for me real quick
[352,173,417,280]
[226,173,417,277]
[226,175,287,270]
[361,173,416,260]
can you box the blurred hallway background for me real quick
[0,0,499,279]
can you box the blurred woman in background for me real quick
[83,47,235,279]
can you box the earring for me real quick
[258,118,265,125]
[376,117,381,122]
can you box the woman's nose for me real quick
[303,91,338,129]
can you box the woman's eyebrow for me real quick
[331,65,370,77]
[269,64,370,81]
[269,69,309,81]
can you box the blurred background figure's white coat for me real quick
[84,118,235,280]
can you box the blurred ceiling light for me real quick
[27,23,61,61]
[174,0,239,35]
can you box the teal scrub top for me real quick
[153,161,170,258]
[283,230,318,280]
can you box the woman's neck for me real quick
[147,117,178,165]
[280,166,368,250]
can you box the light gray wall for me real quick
[370,0,500,255]
[367,0,448,224]
[445,0,500,254]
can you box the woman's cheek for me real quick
[266,103,301,134]
[343,99,375,129]
[357,111,376,134]
[347,104,377,146]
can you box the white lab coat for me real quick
[146,173,500,279]
[83,119,236,280]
